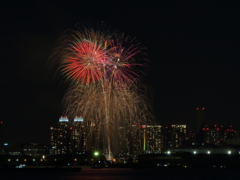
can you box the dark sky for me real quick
[1,0,240,144]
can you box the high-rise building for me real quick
[71,116,86,153]
[119,125,143,156]
[119,125,162,156]
[141,125,162,154]
[50,116,98,155]
[202,125,237,146]
[50,116,71,155]
[165,124,187,148]
[131,125,143,155]
[50,127,57,155]
[185,130,195,146]
[119,126,131,156]
[57,116,71,154]
[196,107,205,143]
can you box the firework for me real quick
[51,22,154,158]
[63,40,106,84]
[63,84,154,154]
[51,23,147,86]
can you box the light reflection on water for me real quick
[0,168,238,180]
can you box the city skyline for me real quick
[2,117,239,156]
[1,1,240,144]
[1,116,239,148]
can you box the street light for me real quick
[94,151,99,156]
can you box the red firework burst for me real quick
[62,40,107,84]
[52,23,147,86]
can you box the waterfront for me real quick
[0,168,239,180]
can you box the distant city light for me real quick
[193,151,196,154]
[167,151,171,154]
[196,107,205,110]
[74,116,83,122]
[207,151,211,154]
[228,151,231,154]
[59,117,69,122]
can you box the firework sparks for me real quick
[63,40,106,84]
[63,84,154,154]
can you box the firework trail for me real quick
[51,22,154,158]
[63,84,154,155]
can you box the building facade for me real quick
[202,125,238,146]
[50,116,97,155]
[142,125,162,154]
[165,124,187,148]
[119,125,162,156]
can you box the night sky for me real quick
[1,0,240,144]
